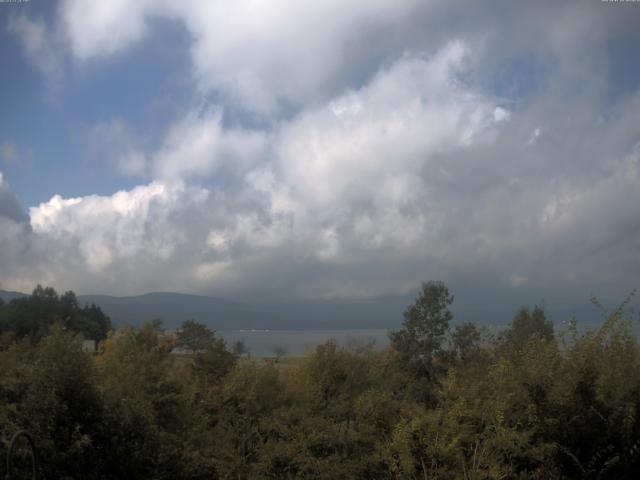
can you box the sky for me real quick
[0,0,639,320]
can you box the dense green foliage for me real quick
[1,282,639,479]
[0,285,112,345]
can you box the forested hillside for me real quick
[1,282,639,479]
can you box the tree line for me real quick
[1,282,639,479]
[0,285,111,345]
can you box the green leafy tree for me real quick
[389,280,454,403]
[548,294,640,478]
[499,305,554,354]
[390,281,454,358]
[208,362,284,478]
[175,319,215,353]
[192,336,237,384]
[0,326,105,480]
[260,340,384,478]
[451,321,485,362]
[93,323,189,479]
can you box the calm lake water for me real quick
[218,329,390,358]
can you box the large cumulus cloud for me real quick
[2,0,639,303]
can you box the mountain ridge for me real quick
[2,288,622,332]
[0,289,407,330]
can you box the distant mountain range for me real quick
[2,287,627,332]
[0,289,409,330]
[0,289,27,303]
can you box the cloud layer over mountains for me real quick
[1,0,639,304]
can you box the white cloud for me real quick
[150,107,268,180]
[26,181,212,288]
[61,0,154,60]
[5,37,640,299]
[11,176,298,295]
[274,42,505,252]
[54,0,637,118]
[58,0,427,115]
[493,107,510,123]
[176,0,424,114]
[3,3,640,303]
[5,41,510,295]
[151,109,223,180]
[89,110,268,181]
[29,182,207,263]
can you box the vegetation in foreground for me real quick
[1,282,639,479]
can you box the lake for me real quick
[218,329,390,358]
